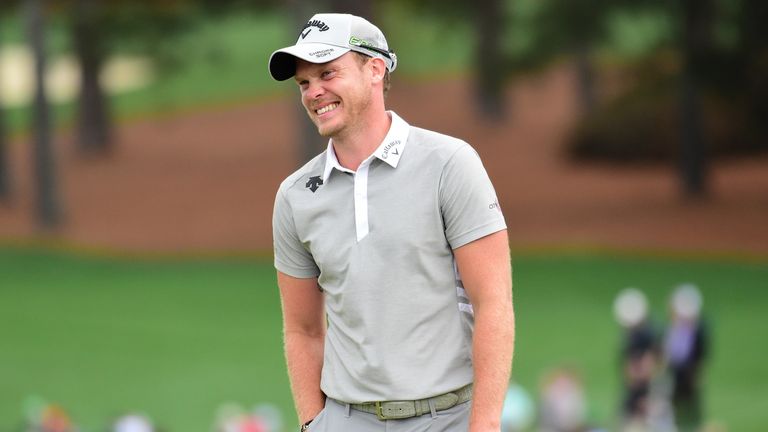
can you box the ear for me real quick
[369,57,387,84]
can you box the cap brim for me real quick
[268,43,351,81]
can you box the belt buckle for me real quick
[374,401,414,420]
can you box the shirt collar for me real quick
[322,111,410,182]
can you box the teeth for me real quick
[316,103,338,115]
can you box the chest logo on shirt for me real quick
[306,175,324,193]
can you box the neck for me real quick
[332,109,391,171]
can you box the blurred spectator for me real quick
[501,382,535,431]
[22,397,78,432]
[664,283,708,432]
[612,288,661,429]
[112,413,155,432]
[214,403,247,432]
[38,404,76,432]
[539,368,588,432]
[214,402,281,432]
[251,404,284,432]
[22,395,48,432]
[234,416,267,432]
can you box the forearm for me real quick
[469,300,515,431]
[285,330,326,424]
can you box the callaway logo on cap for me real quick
[268,13,397,81]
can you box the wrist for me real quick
[469,421,501,432]
[469,414,502,432]
[300,418,313,432]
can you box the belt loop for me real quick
[345,403,351,418]
[428,398,437,419]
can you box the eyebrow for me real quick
[294,67,317,84]
[295,59,342,83]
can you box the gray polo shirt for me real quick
[273,111,506,403]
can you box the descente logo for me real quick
[301,19,330,39]
[306,176,323,193]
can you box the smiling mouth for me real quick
[316,103,339,115]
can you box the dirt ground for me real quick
[1,66,767,256]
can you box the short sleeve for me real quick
[440,144,507,249]
[272,187,320,278]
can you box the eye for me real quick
[297,80,309,90]
[321,69,336,79]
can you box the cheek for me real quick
[300,93,312,109]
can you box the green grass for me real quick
[0,247,291,432]
[511,254,768,429]
[2,246,766,430]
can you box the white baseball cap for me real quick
[269,13,397,81]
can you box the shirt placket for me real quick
[353,159,372,242]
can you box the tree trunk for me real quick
[73,0,112,155]
[0,37,11,203]
[679,0,712,198]
[26,0,61,228]
[0,102,9,203]
[574,43,596,114]
[741,0,768,152]
[474,0,505,120]
[679,72,706,197]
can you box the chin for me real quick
[317,128,333,138]
[316,120,344,138]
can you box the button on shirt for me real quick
[273,111,507,403]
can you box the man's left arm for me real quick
[454,229,514,432]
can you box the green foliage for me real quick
[0,12,23,43]
[567,52,762,163]
[1,10,293,135]
[567,0,768,161]
[1,246,767,430]
[380,3,472,77]
[1,0,765,152]
[0,6,477,135]
[109,10,292,114]
[600,8,675,59]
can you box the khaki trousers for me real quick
[307,398,471,432]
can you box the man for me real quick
[613,288,661,429]
[269,13,514,432]
[664,283,707,432]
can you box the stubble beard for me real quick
[307,82,373,140]
[315,116,342,138]
[304,100,343,138]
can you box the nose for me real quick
[303,79,325,101]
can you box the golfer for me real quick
[270,13,514,432]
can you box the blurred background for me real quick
[0,0,766,431]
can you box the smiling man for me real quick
[269,13,514,432]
